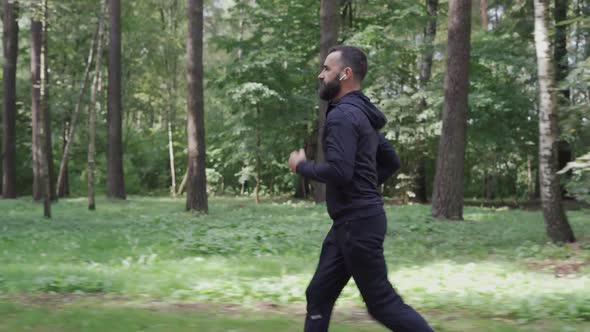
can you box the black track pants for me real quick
[304,214,434,332]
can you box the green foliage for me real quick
[3,0,589,200]
[0,197,589,324]
[8,300,584,332]
[560,152,590,203]
[0,301,388,332]
[34,275,110,293]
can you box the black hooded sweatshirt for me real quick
[296,90,400,224]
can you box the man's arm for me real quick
[295,111,358,184]
[376,133,400,185]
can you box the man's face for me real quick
[318,52,344,101]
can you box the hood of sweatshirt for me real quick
[331,90,387,130]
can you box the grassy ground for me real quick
[0,196,589,331]
[1,299,589,332]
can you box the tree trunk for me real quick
[161,1,179,197]
[2,0,19,198]
[31,0,51,216]
[554,0,574,194]
[431,0,472,220]
[42,0,56,202]
[314,0,339,203]
[176,169,188,196]
[554,0,569,100]
[88,0,106,211]
[107,0,126,199]
[59,124,70,197]
[185,0,208,212]
[167,118,177,197]
[533,0,575,243]
[255,105,261,204]
[31,11,43,201]
[527,155,535,200]
[584,0,590,60]
[412,0,438,203]
[481,0,488,30]
[57,26,98,197]
[534,167,541,199]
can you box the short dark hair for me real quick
[327,46,368,81]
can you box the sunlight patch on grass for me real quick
[3,257,588,322]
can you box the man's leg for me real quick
[343,214,434,332]
[304,226,351,332]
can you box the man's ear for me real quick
[344,67,353,81]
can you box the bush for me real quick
[560,152,590,203]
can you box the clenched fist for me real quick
[288,148,306,173]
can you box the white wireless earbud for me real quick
[339,75,346,81]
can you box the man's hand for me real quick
[288,148,306,173]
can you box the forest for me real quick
[1,0,589,331]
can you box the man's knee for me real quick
[305,282,320,304]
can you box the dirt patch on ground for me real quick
[527,259,590,277]
[2,293,129,309]
[464,199,589,211]
[1,293,372,321]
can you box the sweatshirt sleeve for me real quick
[296,110,357,184]
[376,133,400,185]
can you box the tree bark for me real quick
[42,0,56,202]
[167,118,177,197]
[533,0,575,243]
[314,0,339,203]
[412,0,438,203]
[2,0,19,198]
[161,1,179,197]
[431,0,472,220]
[88,0,106,211]
[185,0,208,212]
[584,0,590,59]
[31,0,51,216]
[554,0,569,100]
[527,155,535,200]
[107,0,126,199]
[59,124,70,197]
[31,10,43,201]
[57,26,98,197]
[255,105,261,204]
[177,169,188,196]
[554,0,574,194]
[481,0,488,30]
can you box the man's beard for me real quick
[319,78,341,101]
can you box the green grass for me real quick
[0,196,589,331]
[1,300,589,332]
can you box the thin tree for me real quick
[255,105,261,204]
[431,0,472,220]
[107,0,126,199]
[185,0,208,212]
[2,0,19,198]
[585,0,590,60]
[31,2,43,201]
[314,0,339,203]
[42,0,56,202]
[532,0,576,243]
[31,0,51,216]
[88,0,106,210]
[161,1,179,197]
[56,26,99,197]
[412,0,439,203]
[481,0,488,30]
[554,0,573,185]
[554,0,569,99]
